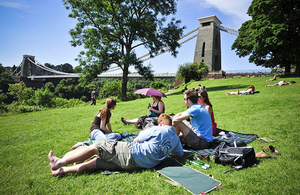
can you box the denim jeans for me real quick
[82,129,121,146]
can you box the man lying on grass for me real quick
[48,114,183,176]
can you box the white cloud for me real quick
[0,0,29,9]
[185,0,252,28]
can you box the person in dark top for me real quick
[71,98,121,150]
[91,88,97,105]
[121,96,165,125]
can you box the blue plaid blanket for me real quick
[121,130,258,156]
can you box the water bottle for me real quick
[190,160,207,169]
[228,132,236,137]
[88,136,93,145]
[122,131,127,138]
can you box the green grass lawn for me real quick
[1,76,300,194]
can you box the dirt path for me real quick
[165,89,175,95]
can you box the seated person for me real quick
[121,95,165,125]
[225,85,255,95]
[172,90,213,150]
[198,90,217,136]
[71,98,121,150]
[267,74,277,81]
[48,114,183,176]
[265,80,286,87]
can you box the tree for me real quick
[0,63,14,94]
[73,66,82,73]
[232,0,300,75]
[8,81,34,104]
[63,0,185,96]
[177,61,209,83]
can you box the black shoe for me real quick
[121,117,127,125]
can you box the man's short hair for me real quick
[184,90,198,104]
[158,114,172,126]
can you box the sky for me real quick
[0,0,272,74]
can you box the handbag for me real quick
[212,142,257,172]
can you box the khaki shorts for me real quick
[95,140,140,171]
[182,126,210,150]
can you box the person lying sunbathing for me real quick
[225,85,255,95]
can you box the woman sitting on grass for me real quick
[198,90,217,136]
[121,95,165,125]
[225,85,255,95]
[71,98,121,150]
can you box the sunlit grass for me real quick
[0,75,299,194]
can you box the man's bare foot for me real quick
[51,167,65,177]
[48,150,62,171]
[70,142,83,150]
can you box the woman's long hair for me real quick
[99,98,116,122]
[199,90,212,108]
[248,85,255,91]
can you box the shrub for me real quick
[8,81,34,104]
[150,81,166,89]
[99,80,122,99]
[80,95,88,102]
[177,61,209,83]
[33,88,55,107]
[7,102,42,113]
[54,98,84,108]
[0,90,8,113]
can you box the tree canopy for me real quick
[232,0,300,75]
[63,0,185,96]
[176,61,209,83]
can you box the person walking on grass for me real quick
[172,90,213,150]
[91,88,97,105]
[48,114,183,176]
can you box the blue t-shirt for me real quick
[186,103,213,142]
[129,125,183,168]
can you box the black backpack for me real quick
[212,142,257,173]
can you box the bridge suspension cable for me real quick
[11,62,22,76]
[219,25,239,36]
[18,23,238,76]
[28,58,73,75]
[137,27,199,61]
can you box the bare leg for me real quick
[174,121,191,138]
[48,145,99,171]
[225,91,238,95]
[123,118,138,124]
[51,158,98,177]
[70,142,83,150]
[235,85,240,95]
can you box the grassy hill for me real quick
[0,75,299,194]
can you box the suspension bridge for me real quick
[11,15,238,88]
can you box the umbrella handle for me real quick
[148,96,151,106]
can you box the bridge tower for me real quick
[16,55,44,88]
[20,55,37,77]
[194,15,222,74]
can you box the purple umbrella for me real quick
[134,88,166,97]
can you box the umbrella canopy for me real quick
[134,88,166,97]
